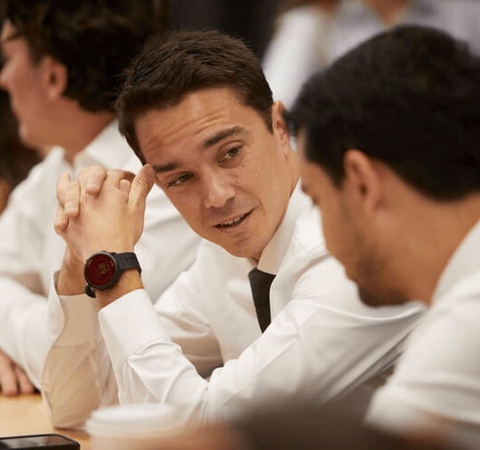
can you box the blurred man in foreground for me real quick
[290,25,480,448]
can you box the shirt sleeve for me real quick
[365,277,480,446]
[41,283,118,430]
[41,265,221,430]
[0,280,51,389]
[0,164,57,387]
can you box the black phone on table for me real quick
[0,433,79,449]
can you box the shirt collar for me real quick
[432,219,480,304]
[255,182,311,275]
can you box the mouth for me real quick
[215,210,252,229]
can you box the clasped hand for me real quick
[55,164,157,263]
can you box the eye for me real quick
[166,173,193,188]
[219,146,242,162]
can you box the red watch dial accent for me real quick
[85,253,116,287]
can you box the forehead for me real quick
[159,87,251,125]
[1,21,20,46]
[0,20,32,60]
[135,87,261,156]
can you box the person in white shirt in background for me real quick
[0,0,201,398]
[47,29,424,430]
[290,25,480,449]
[263,0,480,109]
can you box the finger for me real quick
[55,173,72,233]
[54,198,69,234]
[56,172,72,207]
[77,165,108,195]
[0,355,18,396]
[119,178,132,194]
[14,366,35,395]
[104,169,135,191]
[129,164,156,208]
[63,180,80,218]
[0,373,18,396]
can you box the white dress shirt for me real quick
[263,0,480,109]
[366,220,480,448]
[0,121,201,390]
[41,184,425,429]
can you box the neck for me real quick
[60,112,115,164]
[395,192,480,304]
[361,0,409,25]
[289,149,301,195]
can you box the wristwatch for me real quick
[84,251,142,298]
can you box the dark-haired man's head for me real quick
[116,30,298,260]
[0,0,169,149]
[116,29,274,163]
[289,25,480,307]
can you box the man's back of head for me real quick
[4,0,170,113]
[289,24,480,445]
[290,25,480,201]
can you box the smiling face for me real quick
[135,87,297,259]
[0,21,55,149]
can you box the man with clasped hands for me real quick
[44,30,424,429]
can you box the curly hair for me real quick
[4,0,170,112]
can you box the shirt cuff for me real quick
[98,289,169,371]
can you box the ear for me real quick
[41,56,68,100]
[271,101,291,150]
[343,149,385,216]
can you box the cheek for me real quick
[6,61,28,89]
[0,67,17,93]
[319,203,342,255]
[163,189,202,229]
[320,204,357,275]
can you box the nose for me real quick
[0,65,7,91]
[203,172,235,209]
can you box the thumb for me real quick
[129,164,156,207]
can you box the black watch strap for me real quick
[115,252,142,271]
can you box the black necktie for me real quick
[248,268,275,332]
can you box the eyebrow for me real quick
[204,126,245,148]
[152,125,247,173]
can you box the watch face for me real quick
[84,253,117,288]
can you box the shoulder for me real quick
[7,148,65,207]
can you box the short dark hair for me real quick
[288,25,480,200]
[116,29,273,163]
[5,0,170,112]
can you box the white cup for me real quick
[86,403,184,450]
